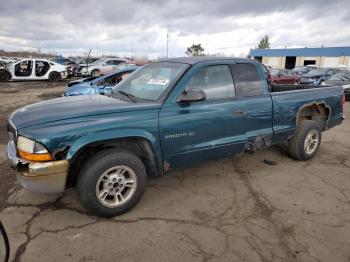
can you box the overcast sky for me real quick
[1,0,350,58]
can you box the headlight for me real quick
[17,136,52,161]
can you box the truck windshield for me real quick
[112,62,189,102]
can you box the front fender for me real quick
[66,129,163,175]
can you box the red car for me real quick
[270,69,300,84]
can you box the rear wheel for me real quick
[0,70,10,82]
[48,71,61,81]
[77,150,147,217]
[288,120,322,160]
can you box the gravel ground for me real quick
[0,80,349,262]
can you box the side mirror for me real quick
[176,88,206,103]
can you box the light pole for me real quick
[166,25,169,58]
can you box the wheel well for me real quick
[296,102,330,130]
[0,69,11,78]
[66,137,160,187]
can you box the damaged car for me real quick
[7,57,345,217]
[0,59,67,82]
[300,68,340,85]
[64,66,138,96]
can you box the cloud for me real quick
[0,0,349,58]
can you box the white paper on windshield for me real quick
[147,79,169,85]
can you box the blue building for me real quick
[249,46,350,69]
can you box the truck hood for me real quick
[10,95,161,129]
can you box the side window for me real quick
[105,60,115,65]
[185,65,235,100]
[230,63,264,97]
[35,60,50,77]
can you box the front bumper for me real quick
[7,141,68,194]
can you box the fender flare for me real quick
[66,129,164,175]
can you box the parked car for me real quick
[323,71,350,100]
[64,67,138,96]
[292,65,317,75]
[300,68,340,85]
[0,59,67,82]
[77,58,128,77]
[269,69,300,84]
[7,57,344,217]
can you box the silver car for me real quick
[77,58,128,77]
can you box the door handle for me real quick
[232,110,245,116]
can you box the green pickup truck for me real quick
[7,57,345,217]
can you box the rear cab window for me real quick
[230,63,264,97]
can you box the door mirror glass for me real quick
[176,88,206,103]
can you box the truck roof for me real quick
[160,57,254,65]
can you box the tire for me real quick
[287,120,322,160]
[91,69,100,77]
[49,71,61,82]
[77,149,147,217]
[0,70,10,82]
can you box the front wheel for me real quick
[288,120,322,160]
[0,70,10,82]
[77,150,147,217]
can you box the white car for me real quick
[0,58,67,82]
[77,58,128,77]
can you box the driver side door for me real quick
[159,64,246,168]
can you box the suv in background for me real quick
[77,58,128,77]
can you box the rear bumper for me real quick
[7,141,68,194]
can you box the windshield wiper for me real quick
[116,90,137,102]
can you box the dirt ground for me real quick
[0,80,349,262]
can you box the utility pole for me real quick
[166,25,169,58]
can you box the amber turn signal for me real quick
[18,149,53,162]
